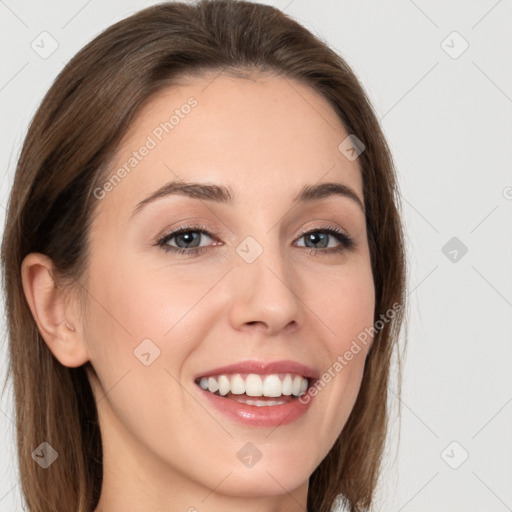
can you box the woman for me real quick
[1,1,407,511]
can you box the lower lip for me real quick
[196,386,314,427]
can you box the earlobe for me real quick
[20,253,89,368]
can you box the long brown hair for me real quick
[1,1,407,510]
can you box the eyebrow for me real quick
[130,180,365,219]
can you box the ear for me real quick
[21,252,89,368]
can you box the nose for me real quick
[228,245,305,336]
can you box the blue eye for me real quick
[156,224,214,255]
[296,226,355,254]
[156,224,354,256]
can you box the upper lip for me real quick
[195,359,320,381]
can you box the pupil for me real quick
[307,233,327,248]
[178,232,200,248]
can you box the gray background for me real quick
[1,1,511,511]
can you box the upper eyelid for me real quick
[158,224,350,246]
[161,225,341,237]
[159,225,215,240]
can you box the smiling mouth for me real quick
[194,372,310,407]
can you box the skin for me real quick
[21,73,375,512]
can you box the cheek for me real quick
[312,258,375,351]
[82,252,227,387]
[302,259,375,440]
[329,261,375,377]
[85,252,204,340]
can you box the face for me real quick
[82,73,375,506]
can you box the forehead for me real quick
[100,72,363,216]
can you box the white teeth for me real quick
[234,397,288,407]
[197,373,309,398]
[208,377,219,393]
[231,375,245,395]
[218,375,230,396]
[245,374,263,396]
[292,376,302,396]
[263,375,282,397]
[282,374,292,395]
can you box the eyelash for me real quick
[156,223,355,257]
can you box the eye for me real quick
[295,225,354,255]
[156,224,217,255]
[155,223,354,256]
